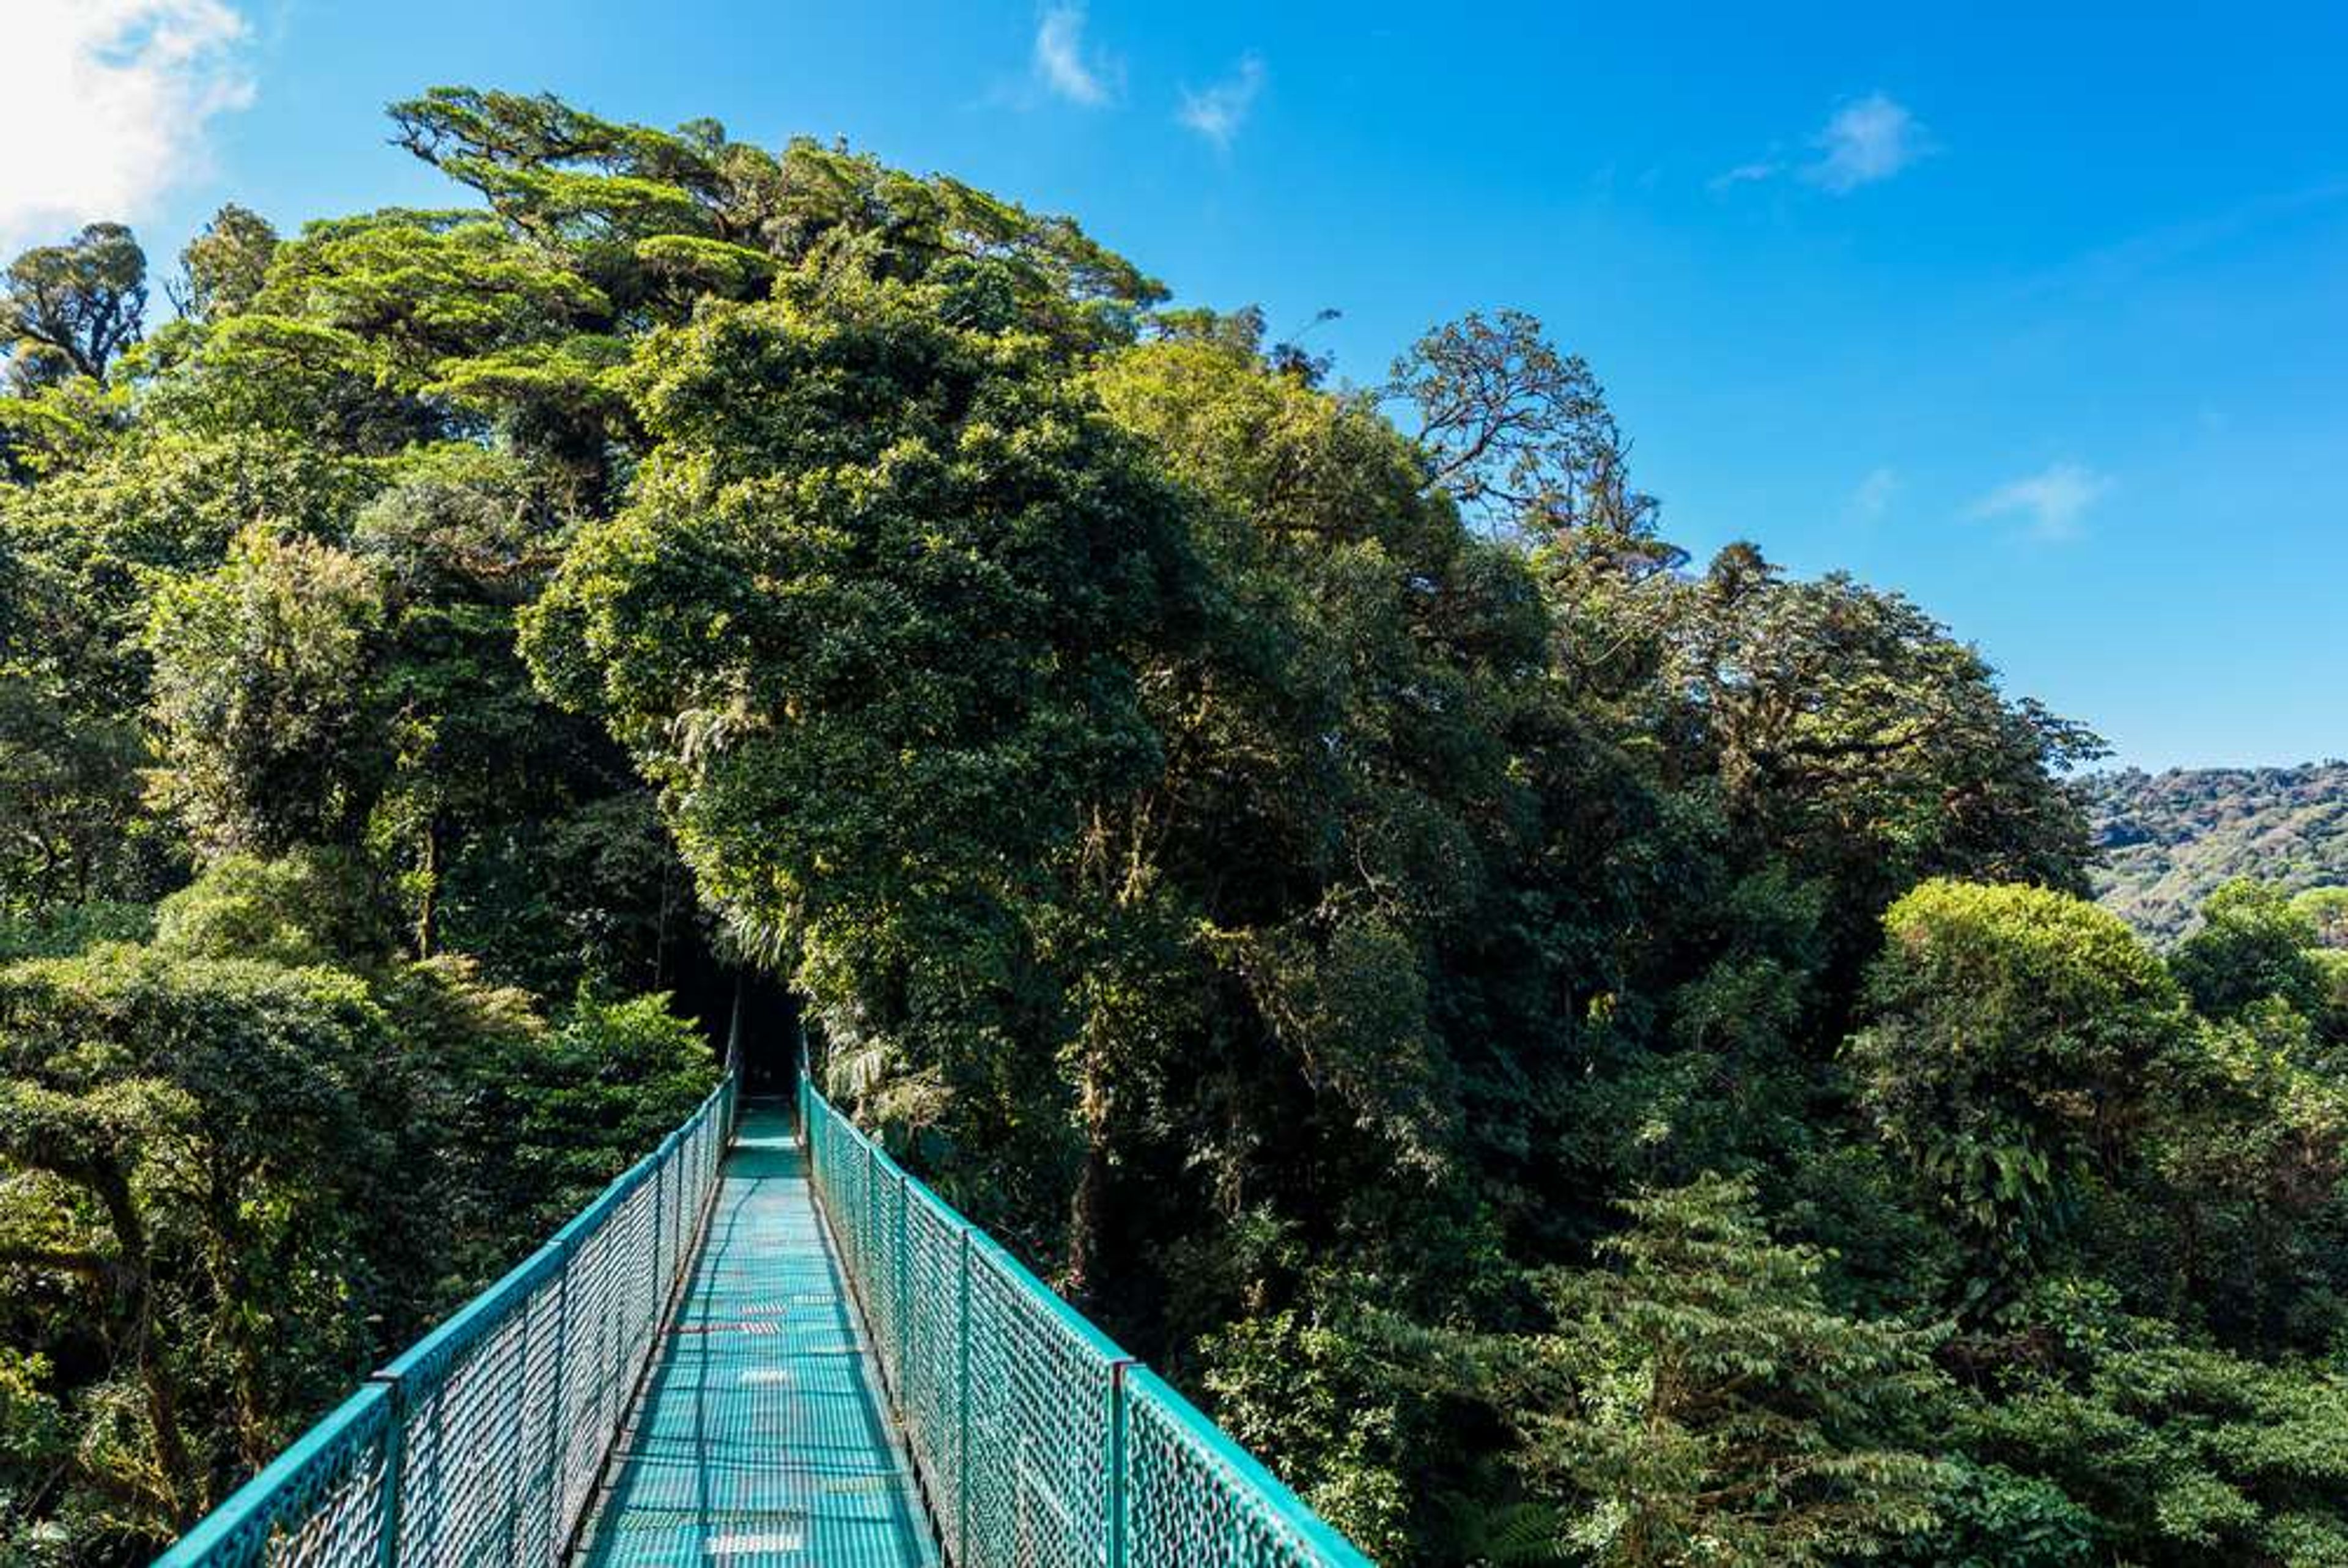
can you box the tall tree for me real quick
[1500,1175,1947,1566]
[1848,880,2190,1311]
[142,528,389,858]
[1390,307,1658,535]
[526,256,1200,1269]
[2,225,149,389]
[166,205,279,323]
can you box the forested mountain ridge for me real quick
[2084,761,2348,940]
[5,86,2348,1567]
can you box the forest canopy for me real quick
[4,87,2347,1567]
[2087,762,2348,941]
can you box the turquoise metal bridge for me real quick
[151,1072,1373,1567]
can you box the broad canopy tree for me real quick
[526,257,1203,1276]
[1,224,149,390]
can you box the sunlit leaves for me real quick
[1502,1174,1949,1566]
[1850,880,2188,1307]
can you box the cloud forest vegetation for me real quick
[4,88,2348,1566]
[2086,763,2348,943]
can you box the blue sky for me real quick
[9,1,2347,769]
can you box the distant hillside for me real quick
[2083,762,2348,941]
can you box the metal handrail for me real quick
[800,1072,1373,1568]
[150,1073,738,1568]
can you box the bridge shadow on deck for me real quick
[572,1105,937,1568]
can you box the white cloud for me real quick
[0,0,255,254]
[1709,160,1783,191]
[1716,91,1932,195]
[1968,462,2113,542]
[1850,466,1899,521]
[1178,54,1265,149]
[1033,4,1117,107]
[1805,92,1930,193]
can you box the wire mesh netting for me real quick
[152,1075,736,1568]
[1122,1368,1373,1568]
[155,1064,1371,1568]
[567,1103,934,1567]
[800,1077,1373,1568]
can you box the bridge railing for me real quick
[801,1075,1373,1568]
[152,1074,737,1568]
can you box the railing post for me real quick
[956,1224,972,1567]
[648,1163,665,1377]
[893,1171,910,1399]
[1109,1360,1135,1568]
[651,1157,665,1309]
[503,1311,525,1564]
[725,975,744,1078]
[366,1369,440,1567]
[371,1374,405,1568]
[544,1242,572,1562]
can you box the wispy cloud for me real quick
[0,0,255,254]
[1715,91,1932,196]
[1710,160,1783,190]
[1850,466,1900,521]
[2021,177,2348,303]
[1807,92,1932,193]
[1178,54,1266,149]
[1969,462,2113,542]
[1032,3,1117,107]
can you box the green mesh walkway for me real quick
[150,1072,1370,1568]
[569,1104,937,1568]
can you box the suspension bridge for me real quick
[150,1069,1373,1567]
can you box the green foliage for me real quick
[1850,880,2189,1308]
[2127,1004,2348,1352]
[1199,1305,1414,1560]
[4,79,2318,1568]
[2170,878,2332,1023]
[1088,323,1540,1283]
[1,427,382,702]
[2293,886,2348,949]
[350,443,673,985]
[0,941,392,1549]
[526,257,1201,1273]
[151,852,394,969]
[0,435,342,906]
[1499,1174,1948,1566]
[427,985,719,1262]
[1659,551,2103,954]
[1955,1278,2348,1566]
[387,86,1165,345]
[0,636,153,914]
[2,223,147,389]
[2087,764,2348,943]
[166,205,278,325]
[0,902,152,963]
[1886,1459,2098,1568]
[144,528,390,855]
[528,268,1195,927]
[0,894,711,1559]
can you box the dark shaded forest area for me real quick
[6,90,2348,1566]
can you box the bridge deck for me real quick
[570,1104,937,1568]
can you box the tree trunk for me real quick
[92,1163,199,1520]
[415,819,439,956]
[1064,1047,1113,1308]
